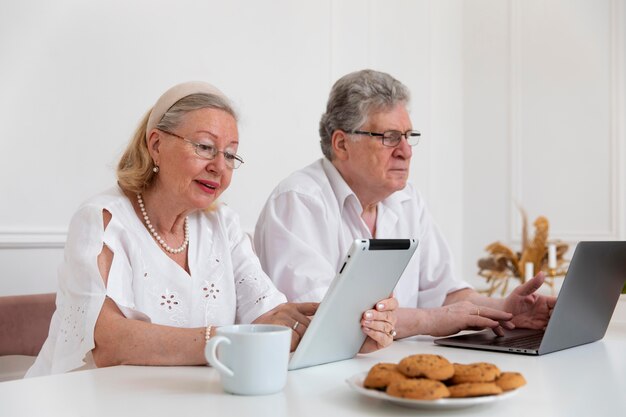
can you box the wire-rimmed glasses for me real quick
[350,129,421,147]
[159,129,244,169]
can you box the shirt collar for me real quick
[321,158,360,214]
[320,157,413,217]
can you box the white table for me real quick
[2,297,625,417]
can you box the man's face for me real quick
[341,104,413,204]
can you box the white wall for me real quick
[2,0,623,297]
[462,0,626,290]
[0,0,466,295]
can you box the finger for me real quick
[491,325,505,337]
[467,315,502,329]
[364,309,396,325]
[359,337,376,354]
[288,312,313,344]
[359,335,386,354]
[287,312,313,339]
[294,302,319,316]
[265,305,311,337]
[362,326,392,349]
[291,309,313,327]
[289,320,307,339]
[500,320,515,330]
[375,297,398,311]
[473,306,513,321]
[362,317,394,335]
[290,330,302,352]
[515,271,545,296]
[546,296,558,309]
[281,304,316,336]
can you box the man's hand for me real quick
[419,301,513,337]
[502,272,557,329]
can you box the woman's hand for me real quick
[252,302,319,351]
[359,297,398,353]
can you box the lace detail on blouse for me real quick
[237,273,272,304]
[58,300,87,345]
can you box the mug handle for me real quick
[205,335,235,377]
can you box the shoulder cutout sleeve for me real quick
[26,204,108,376]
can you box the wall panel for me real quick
[0,0,454,295]
[463,0,625,291]
[510,0,617,241]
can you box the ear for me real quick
[146,129,164,165]
[331,130,350,161]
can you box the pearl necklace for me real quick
[137,194,189,254]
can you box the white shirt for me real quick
[27,186,285,377]
[254,158,469,308]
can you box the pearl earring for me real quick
[153,166,160,173]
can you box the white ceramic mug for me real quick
[205,324,291,395]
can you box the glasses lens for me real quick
[195,143,217,159]
[382,131,402,147]
[223,152,242,169]
[407,131,421,146]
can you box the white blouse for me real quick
[26,186,286,377]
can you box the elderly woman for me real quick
[26,81,397,377]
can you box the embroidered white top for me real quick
[26,186,286,377]
[254,158,470,308]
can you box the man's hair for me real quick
[318,69,410,160]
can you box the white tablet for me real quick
[288,238,418,370]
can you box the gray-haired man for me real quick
[255,69,554,338]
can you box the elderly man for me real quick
[255,69,554,338]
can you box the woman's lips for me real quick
[195,179,220,194]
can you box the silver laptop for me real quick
[434,241,626,355]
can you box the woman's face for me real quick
[148,107,239,212]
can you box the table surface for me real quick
[2,296,625,417]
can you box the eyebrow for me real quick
[194,130,239,145]
[195,130,218,139]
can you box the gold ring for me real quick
[292,321,300,331]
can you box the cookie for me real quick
[397,354,454,381]
[450,362,501,384]
[495,372,526,391]
[386,378,450,400]
[448,382,503,398]
[363,363,407,389]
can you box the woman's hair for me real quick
[318,69,410,160]
[117,93,237,194]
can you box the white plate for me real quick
[346,372,521,410]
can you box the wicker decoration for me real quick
[477,208,569,297]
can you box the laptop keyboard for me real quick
[481,332,544,349]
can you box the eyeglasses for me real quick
[350,129,421,147]
[159,129,244,169]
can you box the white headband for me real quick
[146,81,228,140]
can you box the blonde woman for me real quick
[27,81,397,377]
